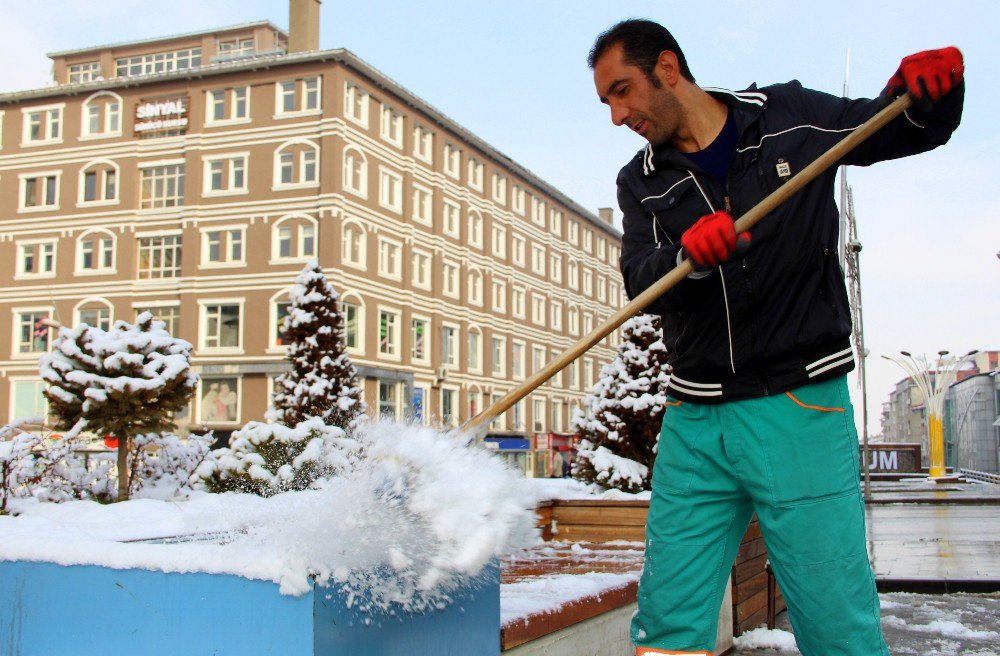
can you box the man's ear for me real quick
[656,50,681,85]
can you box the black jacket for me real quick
[617,81,964,403]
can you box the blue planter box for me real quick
[0,560,499,656]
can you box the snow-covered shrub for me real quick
[268,262,366,429]
[130,432,214,499]
[572,314,671,493]
[196,418,360,496]
[40,313,198,500]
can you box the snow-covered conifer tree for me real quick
[39,313,198,501]
[268,261,365,429]
[571,314,671,493]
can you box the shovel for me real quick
[466,93,913,433]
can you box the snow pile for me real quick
[500,571,639,626]
[526,477,651,502]
[0,420,538,614]
[580,445,648,491]
[733,627,800,651]
[882,615,999,641]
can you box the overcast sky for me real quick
[1,1,996,436]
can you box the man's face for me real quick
[594,43,684,146]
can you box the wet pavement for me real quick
[864,480,1000,587]
[729,592,1000,655]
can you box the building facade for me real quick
[0,20,624,468]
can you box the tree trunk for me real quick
[117,436,129,501]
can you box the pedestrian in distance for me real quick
[589,19,964,656]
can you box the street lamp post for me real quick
[881,349,978,478]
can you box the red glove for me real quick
[680,211,750,268]
[883,47,964,110]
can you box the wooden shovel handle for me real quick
[465,93,913,434]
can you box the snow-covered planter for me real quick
[1,420,536,655]
[196,418,359,496]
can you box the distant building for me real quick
[0,1,623,473]
[880,348,1000,472]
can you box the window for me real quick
[344,82,369,127]
[467,158,484,191]
[491,337,506,377]
[492,224,507,259]
[411,316,429,362]
[15,310,52,354]
[198,376,240,424]
[550,301,563,331]
[275,141,318,188]
[531,245,546,275]
[512,341,525,379]
[379,309,400,357]
[9,379,48,422]
[138,234,182,279]
[551,350,563,387]
[276,76,320,115]
[442,260,460,298]
[140,163,184,209]
[136,304,180,336]
[598,237,608,261]
[491,279,507,312]
[532,346,545,375]
[77,231,115,274]
[22,106,62,144]
[68,62,101,84]
[201,302,242,350]
[512,234,526,267]
[380,105,404,146]
[443,199,461,237]
[512,185,526,215]
[490,393,505,431]
[115,48,201,77]
[569,307,580,336]
[342,299,362,351]
[441,388,457,427]
[570,360,580,389]
[271,298,291,348]
[217,37,255,56]
[81,93,121,137]
[583,269,594,296]
[512,399,524,430]
[512,287,526,319]
[583,313,594,335]
[79,161,118,204]
[568,261,579,290]
[377,237,402,280]
[468,390,481,420]
[442,325,458,367]
[531,295,545,325]
[443,143,460,178]
[597,276,607,302]
[272,216,316,261]
[468,269,483,305]
[343,147,367,196]
[531,197,546,226]
[206,86,250,124]
[379,381,400,420]
[204,154,248,195]
[491,174,507,204]
[378,167,403,213]
[20,173,59,210]
[76,302,112,331]
[568,221,579,245]
[468,329,482,371]
[342,222,366,269]
[413,125,433,163]
[201,227,245,265]
[551,399,563,432]
[412,184,433,225]
[584,359,594,388]
[412,248,432,289]
[468,211,483,248]
[550,210,563,236]
[550,253,562,283]
[16,240,56,278]
[583,229,593,253]
[534,398,546,432]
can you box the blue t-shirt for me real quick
[685,108,737,186]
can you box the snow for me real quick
[0,420,538,614]
[525,477,652,502]
[500,571,639,626]
[733,627,800,651]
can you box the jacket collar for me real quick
[642,85,768,175]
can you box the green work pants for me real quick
[632,376,889,655]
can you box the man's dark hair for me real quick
[588,19,695,84]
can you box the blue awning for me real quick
[483,437,531,451]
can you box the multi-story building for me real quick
[0,2,623,470]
